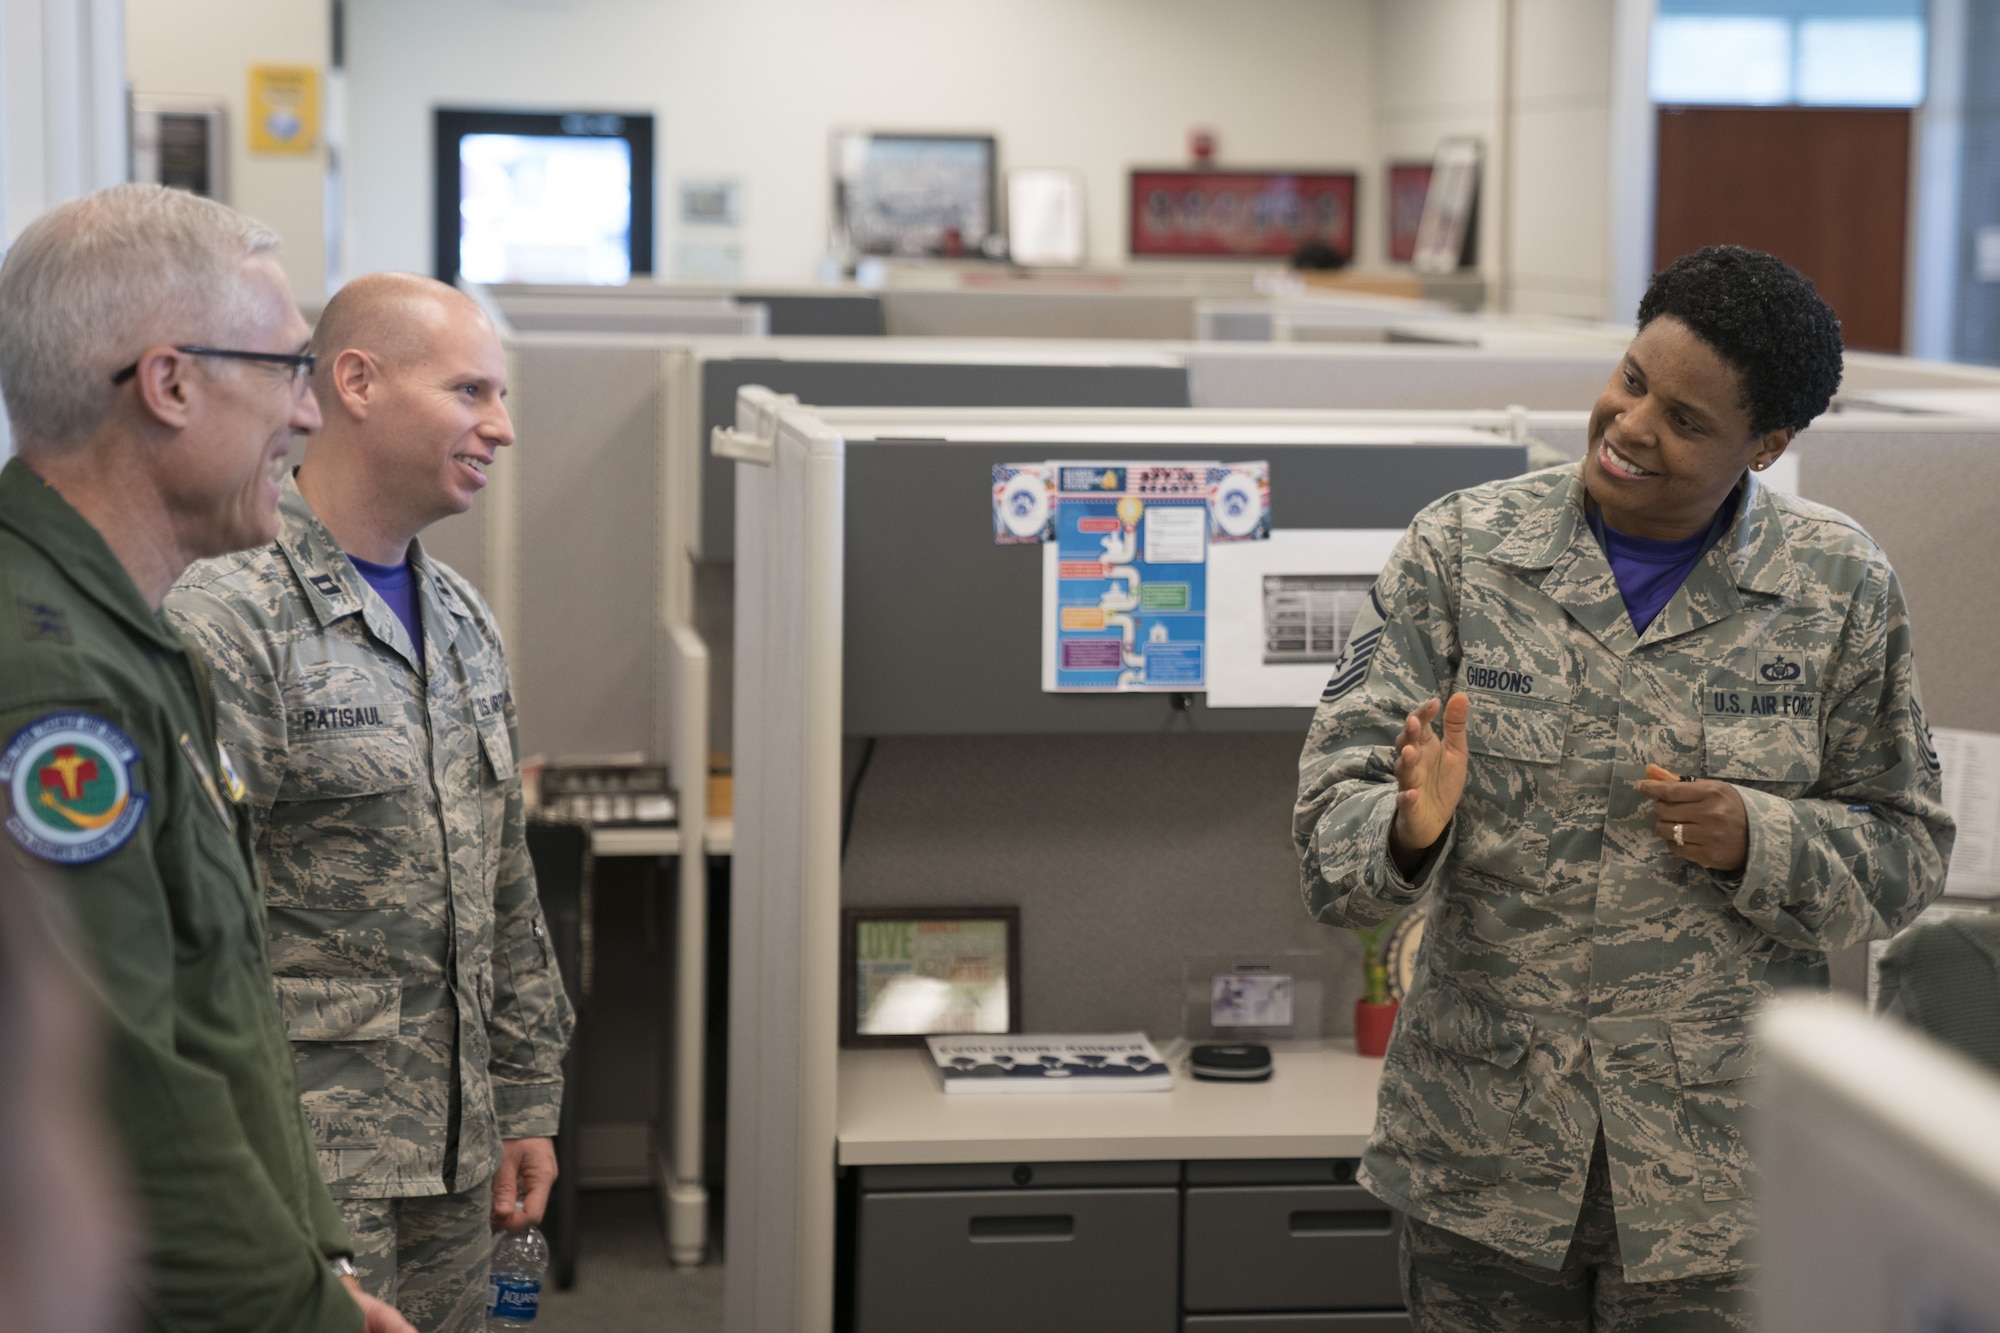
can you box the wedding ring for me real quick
[1673,823,1685,847]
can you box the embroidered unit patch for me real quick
[0,712,148,863]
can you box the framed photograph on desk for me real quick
[841,907,1021,1048]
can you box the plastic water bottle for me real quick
[486,1225,548,1327]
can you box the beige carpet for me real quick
[537,1190,722,1331]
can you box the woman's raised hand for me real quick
[1390,693,1471,869]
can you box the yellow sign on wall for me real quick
[247,65,319,155]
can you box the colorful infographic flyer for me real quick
[1043,462,1214,692]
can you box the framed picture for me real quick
[1412,137,1482,274]
[840,907,1021,1048]
[831,130,1000,259]
[1386,162,1432,263]
[1128,168,1357,260]
[1007,167,1087,267]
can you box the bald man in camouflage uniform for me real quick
[168,274,573,1333]
[1297,248,1952,1329]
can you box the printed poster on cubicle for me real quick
[1019,461,1268,693]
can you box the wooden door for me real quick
[1655,107,1910,353]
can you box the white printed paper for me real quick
[1143,506,1207,564]
[1934,727,2000,899]
[1205,529,1404,708]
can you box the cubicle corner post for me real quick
[662,346,703,626]
[485,339,526,653]
[724,394,847,1333]
[659,623,711,1267]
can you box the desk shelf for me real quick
[588,818,734,859]
[838,1043,1384,1167]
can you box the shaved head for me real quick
[308,272,490,383]
[295,269,513,562]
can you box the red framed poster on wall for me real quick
[1128,168,1356,259]
[1387,162,1432,263]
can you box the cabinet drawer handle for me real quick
[969,1214,1075,1242]
[1289,1209,1393,1236]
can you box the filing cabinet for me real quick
[849,1159,1407,1332]
[1183,1159,1404,1315]
[853,1162,1182,1332]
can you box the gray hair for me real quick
[0,184,283,453]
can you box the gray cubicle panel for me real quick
[1838,350,2000,396]
[879,288,1200,340]
[1185,343,1623,414]
[826,419,1526,1041]
[696,343,1193,561]
[498,298,769,338]
[840,427,1526,736]
[1792,412,2000,735]
[427,336,669,763]
[476,279,885,337]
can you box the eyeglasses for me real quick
[111,345,316,389]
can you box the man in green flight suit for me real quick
[0,184,415,1333]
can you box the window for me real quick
[1651,3,1925,108]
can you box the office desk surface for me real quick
[588,818,734,858]
[838,1043,1385,1166]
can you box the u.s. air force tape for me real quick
[0,712,148,864]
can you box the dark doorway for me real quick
[1655,106,1910,353]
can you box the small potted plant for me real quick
[1352,916,1402,1058]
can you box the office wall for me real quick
[124,0,329,303]
[2,0,128,462]
[341,0,1378,283]
[1371,0,1617,321]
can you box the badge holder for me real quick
[1179,951,1333,1083]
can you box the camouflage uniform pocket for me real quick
[476,718,516,781]
[267,722,423,909]
[1458,701,1567,889]
[275,976,403,1041]
[1702,716,1820,788]
[1381,986,1536,1182]
[299,1088,383,1186]
[1669,1017,1757,1202]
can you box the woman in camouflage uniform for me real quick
[1296,247,1952,1331]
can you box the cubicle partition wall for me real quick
[473,279,886,335]
[427,310,2000,1297]
[1184,342,1625,415]
[1788,411,2000,735]
[679,339,1194,562]
[415,329,719,1266]
[725,393,1531,1332]
[726,394,2000,1330]
[876,287,1201,339]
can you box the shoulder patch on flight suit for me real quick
[0,712,148,863]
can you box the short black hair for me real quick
[1636,246,1843,435]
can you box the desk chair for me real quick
[1877,913,2000,1075]
[525,815,595,1289]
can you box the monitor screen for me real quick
[434,109,654,285]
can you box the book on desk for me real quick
[925,1033,1173,1094]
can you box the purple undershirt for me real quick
[1592,494,1737,635]
[348,553,424,667]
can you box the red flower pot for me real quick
[1354,1000,1399,1058]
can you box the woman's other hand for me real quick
[1637,763,1750,872]
[1391,694,1471,875]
